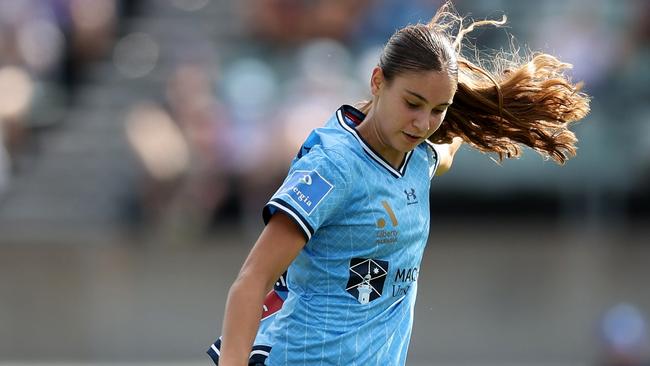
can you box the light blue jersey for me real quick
[208,105,440,366]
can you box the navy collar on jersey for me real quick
[336,105,413,179]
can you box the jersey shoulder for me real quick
[292,105,364,172]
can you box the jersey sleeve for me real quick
[262,148,349,241]
[425,141,441,179]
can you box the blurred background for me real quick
[0,0,649,365]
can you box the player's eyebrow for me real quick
[405,90,428,103]
[405,90,452,107]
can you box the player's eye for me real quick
[405,100,419,109]
[432,108,447,115]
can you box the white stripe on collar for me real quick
[336,109,412,178]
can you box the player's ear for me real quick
[370,66,385,96]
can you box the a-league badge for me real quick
[278,169,334,215]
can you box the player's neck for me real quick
[357,115,405,169]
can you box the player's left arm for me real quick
[434,136,463,176]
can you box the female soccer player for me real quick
[208,3,590,365]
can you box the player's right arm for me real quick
[218,212,306,366]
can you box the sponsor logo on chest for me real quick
[375,200,399,244]
[392,266,418,297]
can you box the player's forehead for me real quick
[391,70,456,104]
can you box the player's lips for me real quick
[402,131,424,143]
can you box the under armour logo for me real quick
[405,188,418,205]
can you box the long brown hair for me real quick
[360,1,590,164]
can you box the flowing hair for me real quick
[360,1,591,164]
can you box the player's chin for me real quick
[393,142,419,153]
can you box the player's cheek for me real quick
[431,112,445,132]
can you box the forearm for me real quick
[218,213,306,365]
[219,275,271,366]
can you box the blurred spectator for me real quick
[351,0,445,47]
[531,2,623,93]
[0,66,33,167]
[0,0,119,188]
[0,126,9,197]
[67,0,117,72]
[165,62,237,232]
[240,0,372,44]
[124,101,190,233]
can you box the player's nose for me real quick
[412,114,430,134]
